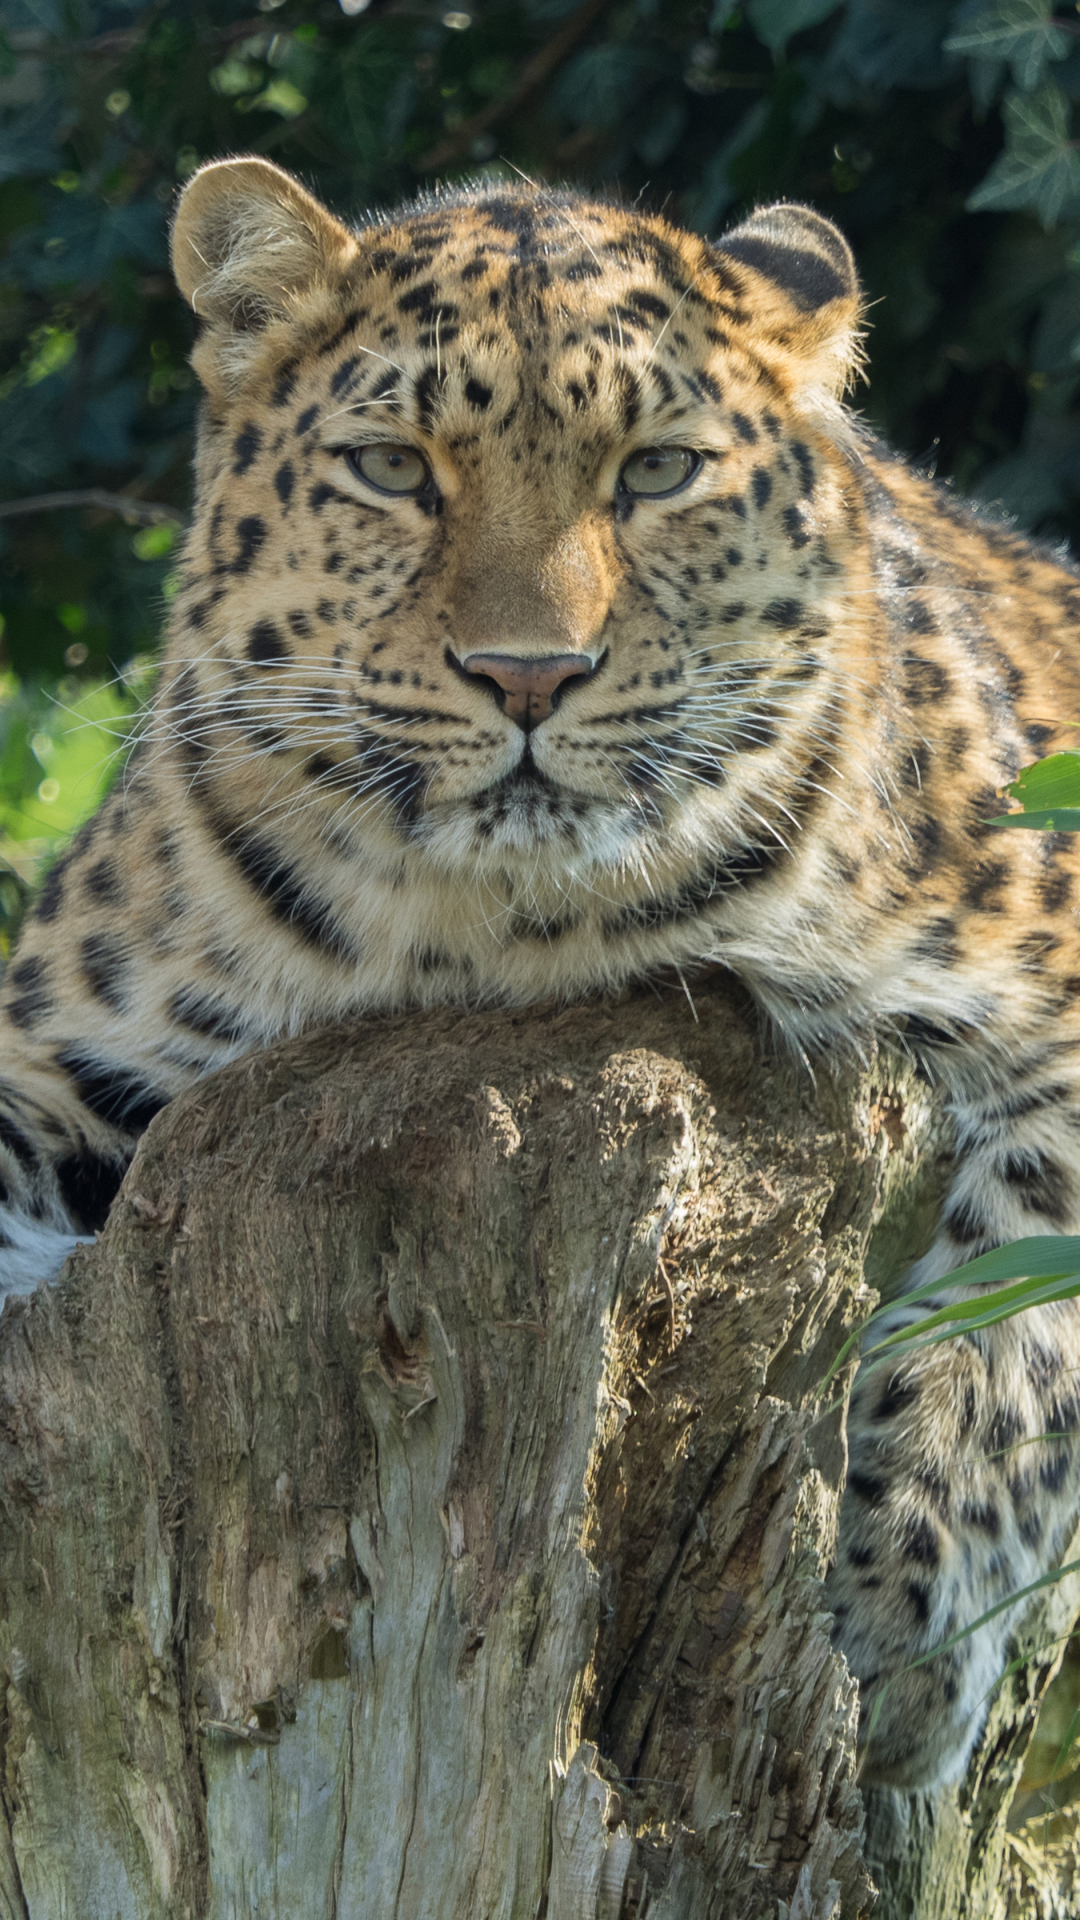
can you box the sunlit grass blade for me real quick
[851,1278,1080,1391]
[817,1237,1080,1395]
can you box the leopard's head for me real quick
[168,159,863,889]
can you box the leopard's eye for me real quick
[619,447,701,499]
[345,443,430,495]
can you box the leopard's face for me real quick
[171,169,863,892]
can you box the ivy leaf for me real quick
[746,0,842,54]
[967,81,1080,225]
[945,0,1070,92]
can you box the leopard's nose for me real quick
[454,651,597,728]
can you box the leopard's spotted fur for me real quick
[3,158,1080,1787]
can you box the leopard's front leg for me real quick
[831,1300,1080,1786]
[829,1060,1080,1787]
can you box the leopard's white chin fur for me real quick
[413,785,649,878]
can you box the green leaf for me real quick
[990,808,1080,830]
[745,0,840,54]
[1007,750,1080,808]
[967,82,1080,226]
[251,80,308,120]
[986,750,1080,829]
[945,0,1070,91]
[131,524,175,561]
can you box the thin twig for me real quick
[416,0,611,171]
[0,490,188,529]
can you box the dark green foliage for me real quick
[3,0,1080,949]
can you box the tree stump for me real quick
[0,976,1071,1917]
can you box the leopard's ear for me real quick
[171,158,357,389]
[711,203,863,405]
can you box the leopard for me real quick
[2,155,1080,1792]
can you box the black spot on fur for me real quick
[1049,1393,1080,1438]
[902,652,951,703]
[246,620,289,667]
[54,1150,126,1233]
[790,441,814,495]
[901,816,943,882]
[903,1518,940,1568]
[1038,868,1073,913]
[232,423,262,474]
[1039,1449,1071,1494]
[963,860,1008,913]
[751,467,772,510]
[396,280,442,321]
[211,820,361,963]
[0,1111,39,1172]
[909,909,955,963]
[55,1049,170,1135]
[80,932,131,1012]
[330,356,361,399]
[615,366,642,435]
[782,504,810,547]
[987,1404,1025,1455]
[959,1384,978,1437]
[315,309,368,358]
[169,987,252,1044]
[464,377,493,411]
[906,1580,931,1625]
[903,598,938,635]
[848,1471,887,1507]
[1001,1148,1072,1227]
[760,597,804,630]
[274,462,295,508]
[873,1372,919,1422]
[605,840,779,935]
[942,1193,993,1247]
[271,358,299,407]
[84,856,123,905]
[916,1467,952,1524]
[415,364,443,431]
[721,231,848,310]
[960,1500,1000,1538]
[731,411,758,444]
[5,954,51,1030]
[221,517,267,576]
[34,851,70,922]
[903,1015,961,1051]
[1020,1510,1044,1549]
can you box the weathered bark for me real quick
[0,976,1071,1917]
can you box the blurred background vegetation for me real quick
[3,0,1080,1842]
